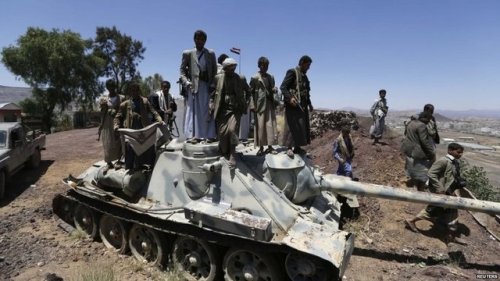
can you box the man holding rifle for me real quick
[280,55,314,158]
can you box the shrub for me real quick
[462,164,499,202]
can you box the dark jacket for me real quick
[280,67,311,108]
[210,72,247,119]
[400,119,435,160]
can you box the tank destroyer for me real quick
[52,126,500,281]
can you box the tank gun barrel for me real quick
[319,174,500,215]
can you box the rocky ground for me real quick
[0,116,499,281]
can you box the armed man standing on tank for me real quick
[98,79,124,172]
[280,55,314,158]
[209,58,247,168]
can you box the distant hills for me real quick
[339,107,500,120]
[0,85,32,104]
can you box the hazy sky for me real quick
[1,0,499,111]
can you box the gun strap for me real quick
[295,68,301,99]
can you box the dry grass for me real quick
[69,228,89,241]
[70,263,116,281]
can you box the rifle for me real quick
[290,90,304,112]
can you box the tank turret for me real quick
[53,139,500,281]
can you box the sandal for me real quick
[264,147,274,154]
[404,219,419,233]
[293,147,306,154]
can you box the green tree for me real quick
[1,27,103,131]
[93,26,146,95]
[142,73,163,97]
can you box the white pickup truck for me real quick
[0,122,46,199]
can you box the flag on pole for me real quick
[230,47,241,55]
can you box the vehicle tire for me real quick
[172,236,219,281]
[0,171,5,200]
[99,214,129,254]
[223,247,283,281]
[73,204,99,239]
[128,224,166,267]
[27,149,41,169]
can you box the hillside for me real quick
[307,116,500,280]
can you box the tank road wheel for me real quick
[223,247,283,281]
[27,149,41,169]
[285,253,332,281]
[128,224,165,266]
[172,236,219,281]
[0,171,5,200]
[73,204,99,239]
[99,214,128,254]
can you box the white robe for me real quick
[183,52,216,139]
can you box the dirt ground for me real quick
[0,118,499,281]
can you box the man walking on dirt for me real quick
[280,55,314,158]
[400,111,436,191]
[370,89,388,144]
[405,143,468,245]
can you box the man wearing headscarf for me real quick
[210,58,247,167]
[180,30,217,142]
[280,55,314,158]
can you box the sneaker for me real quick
[286,148,295,158]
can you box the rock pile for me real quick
[309,110,359,139]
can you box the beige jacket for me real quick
[179,48,217,93]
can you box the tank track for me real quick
[53,189,339,281]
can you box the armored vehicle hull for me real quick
[53,138,500,281]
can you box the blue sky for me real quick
[1,0,499,111]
